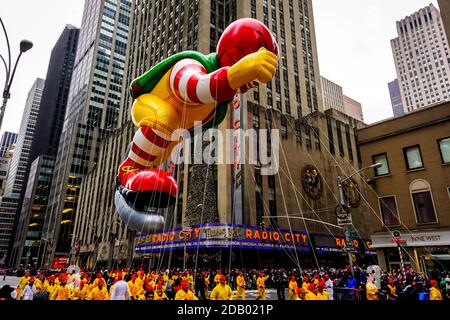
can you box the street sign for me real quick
[337,214,352,226]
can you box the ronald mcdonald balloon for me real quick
[114,18,279,231]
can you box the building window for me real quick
[372,153,390,176]
[403,145,424,170]
[410,180,437,224]
[438,137,450,164]
[379,196,400,226]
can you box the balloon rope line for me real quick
[269,109,317,270]
[288,117,441,272]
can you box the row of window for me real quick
[373,137,450,176]
[379,181,448,227]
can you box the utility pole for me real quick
[336,163,382,278]
[337,175,355,278]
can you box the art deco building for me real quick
[388,79,405,117]
[40,0,132,269]
[391,4,450,113]
[71,0,376,270]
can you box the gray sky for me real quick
[313,0,439,124]
[0,0,441,139]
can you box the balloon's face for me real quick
[217,18,279,67]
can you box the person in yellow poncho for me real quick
[214,269,222,286]
[387,279,397,300]
[365,276,379,301]
[317,281,329,300]
[93,273,105,287]
[295,287,307,300]
[138,285,154,300]
[255,272,270,300]
[34,274,45,290]
[288,276,298,300]
[210,275,234,300]
[305,283,319,300]
[175,280,198,300]
[235,271,246,300]
[135,271,145,289]
[69,281,86,300]
[18,272,31,290]
[154,284,169,300]
[430,280,443,300]
[302,276,310,291]
[128,274,140,300]
[50,274,70,300]
[86,279,110,300]
[204,272,210,299]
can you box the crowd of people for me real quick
[0,266,449,301]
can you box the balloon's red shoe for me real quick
[117,159,178,209]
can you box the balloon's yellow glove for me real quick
[227,48,278,90]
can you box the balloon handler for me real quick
[115,18,279,231]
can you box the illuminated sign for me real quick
[134,224,376,256]
[134,224,310,253]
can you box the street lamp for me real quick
[337,162,382,277]
[0,17,33,131]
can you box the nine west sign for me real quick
[371,230,450,248]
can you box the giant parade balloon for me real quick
[114,18,279,232]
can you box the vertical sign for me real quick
[231,94,245,225]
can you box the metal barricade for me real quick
[333,287,365,301]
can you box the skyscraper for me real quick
[41,0,132,268]
[0,78,45,265]
[388,79,404,117]
[0,132,17,198]
[321,76,345,114]
[9,25,79,268]
[70,1,375,270]
[391,3,450,113]
[0,132,18,157]
[343,95,364,122]
[438,0,450,42]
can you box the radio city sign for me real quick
[135,224,309,247]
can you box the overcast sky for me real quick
[0,0,441,138]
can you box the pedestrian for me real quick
[305,283,319,300]
[288,275,298,300]
[195,271,206,300]
[317,280,329,300]
[22,277,36,300]
[235,271,246,300]
[365,275,379,301]
[325,274,334,300]
[175,280,198,300]
[210,275,234,300]
[274,270,286,300]
[33,285,49,301]
[110,272,130,300]
[255,272,269,300]
[86,279,110,300]
[154,284,169,300]
[429,280,443,301]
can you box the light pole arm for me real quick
[5,52,23,97]
[0,54,9,88]
[340,163,382,184]
[0,17,11,80]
